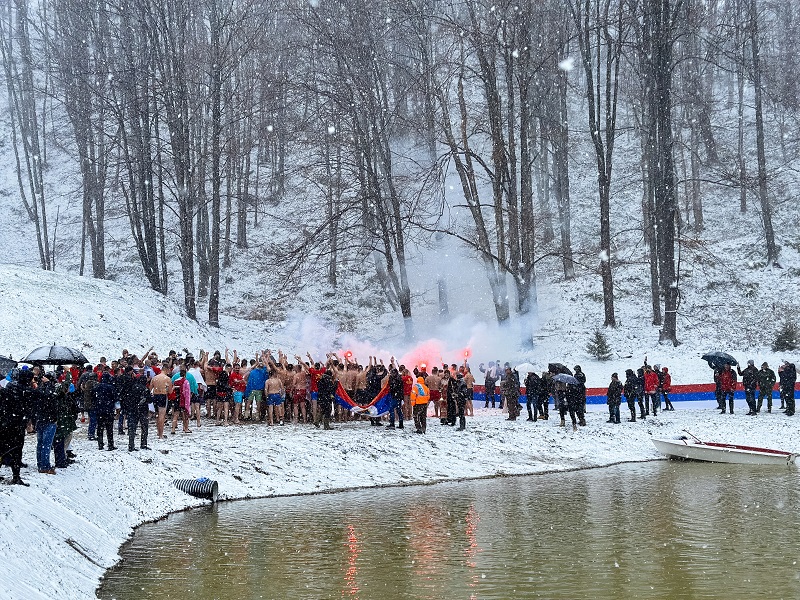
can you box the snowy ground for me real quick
[1,404,798,600]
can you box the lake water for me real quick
[99,461,800,599]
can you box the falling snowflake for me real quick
[558,57,575,71]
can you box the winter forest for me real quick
[1,0,798,351]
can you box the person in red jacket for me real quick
[718,364,737,414]
[643,365,660,416]
[658,366,674,411]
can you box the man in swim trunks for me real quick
[149,363,173,439]
[264,369,285,426]
[292,358,309,424]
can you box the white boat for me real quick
[652,434,798,466]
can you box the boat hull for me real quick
[652,438,797,466]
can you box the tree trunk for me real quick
[749,0,777,265]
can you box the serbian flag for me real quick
[335,381,394,417]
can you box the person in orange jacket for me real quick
[410,376,430,434]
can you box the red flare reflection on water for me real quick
[342,524,360,597]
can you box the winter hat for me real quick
[748,359,754,366]
[654,364,661,370]
[762,362,769,368]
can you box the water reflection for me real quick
[100,462,800,600]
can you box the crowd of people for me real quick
[1,347,794,486]
[712,360,796,416]
[0,348,484,484]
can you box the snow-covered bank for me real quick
[1,407,798,599]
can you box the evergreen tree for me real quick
[587,329,613,361]
[772,320,799,352]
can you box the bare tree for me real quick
[0,0,51,270]
[569,0,627,327]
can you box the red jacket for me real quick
[644,370,660,394]
[718,369,737,392]
[661,369,672,392]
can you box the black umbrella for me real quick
[552,373,579,385]
[548,363,573,376]
[0,355,17,377]
[22,345,89,366]
[701,351,738,369]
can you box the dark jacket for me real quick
[565,383,583,409]
[35,379,59,424]
[317,372,336,405]
[131,373,150,408]
[758,367,776,392]
[501,375,520,401]
[388,370,403,402]
[623,370,638,401]
[737,365,759,391]
[94,374,118,416]
[635,369,645,398]
[78,370,96,411]
[0,379,32,430]
[525,372,542,400]
[55,377,78,437]
[607,379,623,405]
[366,368,383,398]
[117,373,139,413]
[574,368,587,400]
[453,377,469,407]
[779,363,797,389]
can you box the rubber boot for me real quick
[560,416,566,427]
[572,422,577,431]
[629,409,636,422]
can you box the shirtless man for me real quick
[264,369,285,426]
[202,350,224,418]
[463,363,476,416]
[149,363,173,439]
[304,354,327,423]
[354,364,367,407]
[292,356,310,424]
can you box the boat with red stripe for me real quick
[652,430,798,465]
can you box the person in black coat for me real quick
[119,366,150,451]
[387,367,404,429]
[366,363,384,427]
[129,368,151,450]
[779,362,797,416]
[454,373,469,431]
[737,360,759,416]
[635,368,647,418]
[0,369,33,485]
[525,371,542,422]
[606,373,623,424]
[562,382,582,431]
[574,365,587,413]
[538,372,551,420]
[623,369,639,422]
[315,369,336,430]
[34,373,60,473]
[94,373,118,450]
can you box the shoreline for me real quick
[1,405,798,600]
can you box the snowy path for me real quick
[1,406,798,599]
